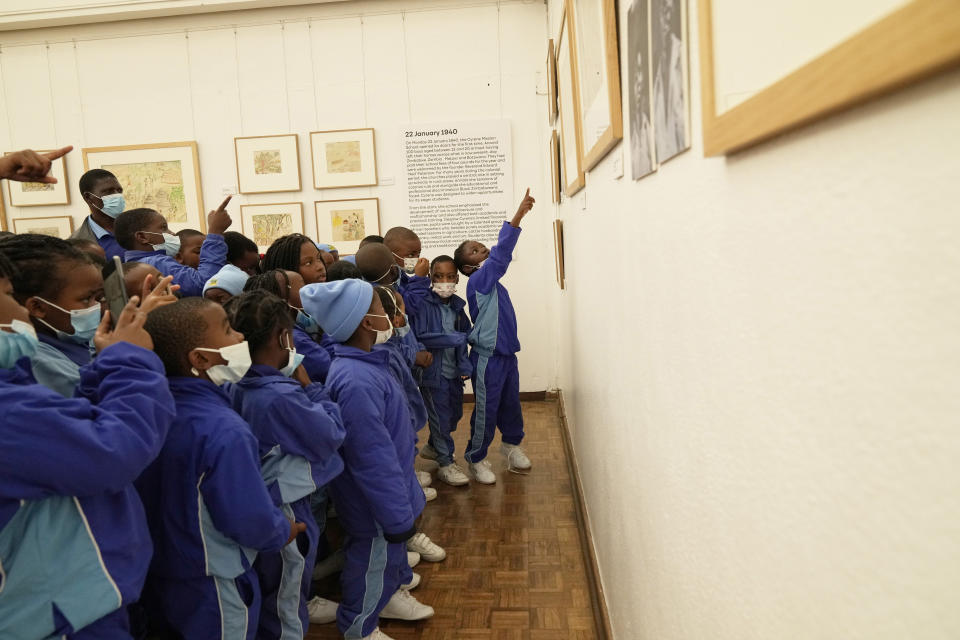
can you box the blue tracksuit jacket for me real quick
[292,325,332,384]
[324,345,425,539]
[28,330,92,398]
[374,335,428,433]
[404,278,473,388]
[0,344,175,640]
[123,233,227,297]
[465,221,521,356]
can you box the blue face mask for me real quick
[35,298,101,345]
[280,332,305,377]
[144,231,182,257]
[395,320,411,339]
[86,192,126,219]
[294,307,320,336]
[0,319,40,369]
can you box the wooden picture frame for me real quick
[12,215,75,238]
[310,128,378,189]
[239,202,305,254]
[568,0,623,172]
[234,134,301,194]
[557,3,586,197]
[553,218,566,290]
[4,151,70,207]
[549,129,561,203]
[698,0,960,156]
[547,39,559,125]
[0,188,6,232]
[315,197,380,256]
[82,141,206,232]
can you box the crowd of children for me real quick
[0,147,536,640]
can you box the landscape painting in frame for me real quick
[4,150,70,207]
[12,215,74,239]
[310,128,378,189]
[240,202,305,254]
[315,198,380,256]
[234,134,301,194]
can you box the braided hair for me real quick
[262,234,315,273]
[243,269,289,299]
[226,290,293,354]
[0,234,89,302]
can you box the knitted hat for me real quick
[202,264,249,297]
[300,279,373,343]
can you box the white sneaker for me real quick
[500,443,532,472]
[407,551,421,568]
[419,443,438,461]
[437,462,469,486]
[406,532,446,562]
[379,589,434,621]
[416,470,432,487]
[400,572,421,590]
[312,548,345,580]
[360,628,396,640]
[423,486,437,502]
[306,596,338,624]
[468,459,496,484]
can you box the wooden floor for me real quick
[307,400,600,640]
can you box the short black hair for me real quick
[177,228,204,241]
[0,248,16,280]
[243,269,289,298]
[326,260,361,282]
[453,241,471,275]
[114,208,160,249]
[383,227,419,245]
[78,168,116,195]
[226,291,293,354]
[431,254,455,271]
[0,234,89,302]
[375,286,397,318]
[66,237,107,268]
[224,231,259,262]
[0,231,14,240]
[359,235,383,247]
[262,234,314,273]
[144,297,217,376]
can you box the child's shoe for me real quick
[406,532,446,562]
[419,443,439,461]
[468,459,496,485]
[423,486,437,501]
[417,470,432,487]
[312,548,345,580]
[500,443,532,472]
[407,551,421,568]
[361,628,396,640]
[400,572,421,590]
[437,462,469,486]
[379,589,434,620]
[306,596,338,623]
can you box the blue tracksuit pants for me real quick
[255,497,319,640]
[337,534,412,639]
[421,377,464,467]
[465,352,524,463]
[67,607,130,640]
[157,568,261,640]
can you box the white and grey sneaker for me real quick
[360,628,396,640]
[416,470,432,487]
[437,462,470,486]
[468,459,496,484]
[406,532,446,562]
[407,551,421,568]
[423,486,437,502]
[500,443,532,473]
[306,596,338,624]
[399,572,421,591]
[379,589,434,621]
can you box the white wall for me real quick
[0,0,558,392]
[547,0,960,639]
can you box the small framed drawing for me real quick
[239,202,305,254]
[547,39,559,125]
[310,128,377,189]
[557,3,585,196]
[83,141,205,232]
[549,130,561,203]
[315,198,380,256]
[4,151,70,207]
[234,134,301,194]
[553,219,566,290]
[13,215,75,238]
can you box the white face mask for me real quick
[365,312,393,345]
[192,341,252,385]
[431,282,456,298]
[392,252,418,274]
[144,231,182,257]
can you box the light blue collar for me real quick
[86,216,112,240]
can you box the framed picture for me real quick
[627,0,658,180]
[4,151,70,207]
[547,39,559,125]
[549,130,561,203]
[315,198,380,256]
[557,4,585,197]
[650,0,690,165]
[310,128,378,189]
[568,0,623,172]
[234,134,301,194]
[82,141,205,232]
[239,202,305,254]
[13,215,74,238]
[0,188,6,232]
[553,219,566,290]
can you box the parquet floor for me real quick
[306,400,600,640]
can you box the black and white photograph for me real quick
[651,0,690,164]
[628,0,656,180]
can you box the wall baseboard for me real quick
[557,389,615,640]
[463,390,556,403]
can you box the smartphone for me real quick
[103,255,129,329]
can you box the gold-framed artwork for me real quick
[234,134,301,194]
[549,130,561,203]
[627,0,658,179]
[12,215,75,238]
[698,0,960,156]
[547,39,559,125]
[82,141,205,232]
[0,188,6,232]
[557,3,586,197]
[239,202,305,254]
[568,0,623,172]
[315,198,380,256]
[310,128,378,189]
[553,218,566,290]
[4,151,70,207]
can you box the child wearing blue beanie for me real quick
[202,264,249,305]
[300,279,434,640]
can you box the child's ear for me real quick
[187,348,215,374]
[24,297,47,319]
